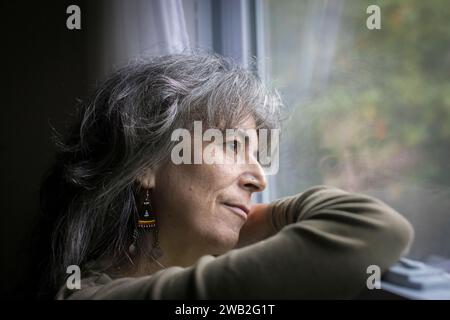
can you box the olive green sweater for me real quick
[57,186,413,299]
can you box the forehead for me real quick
[236,117,256,130]
[230,117,258,140]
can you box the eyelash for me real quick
[223,139,260,162]
[224,139,241,153]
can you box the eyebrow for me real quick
[235,128,250,139]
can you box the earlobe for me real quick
[138,168,156,189]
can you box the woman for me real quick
[38,53,413,299]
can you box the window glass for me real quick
[263,0,450,261]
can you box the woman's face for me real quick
[151,117,267,265]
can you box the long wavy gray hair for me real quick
[37,52,282,297]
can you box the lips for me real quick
[222,203,250,220]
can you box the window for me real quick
[258,0,450,261]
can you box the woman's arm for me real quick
[59,185,413,299]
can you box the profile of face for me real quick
[142,117,267,266]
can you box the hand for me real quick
[235,203,275,248]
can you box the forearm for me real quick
[213,186,414,298]
[60,185,414,299]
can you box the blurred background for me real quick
[1,0,449,298]
[265,0,450,264]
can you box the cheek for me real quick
[153,163,243,250]
[153,164,218,226]
[159,162,238,205]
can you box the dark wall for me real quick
[1,1,94,299]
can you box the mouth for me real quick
[222,203,250,220]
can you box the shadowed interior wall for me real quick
[1,0,95,299]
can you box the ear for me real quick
[137,168,156,189]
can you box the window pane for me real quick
[263,0,450,261]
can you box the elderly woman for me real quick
[38,53,413,299]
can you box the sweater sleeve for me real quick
[58,185,414,299]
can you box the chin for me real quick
[204,229,239,255]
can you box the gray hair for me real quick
[38,52,282,295]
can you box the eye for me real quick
[224,139,241,153]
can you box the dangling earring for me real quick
[128,189,156,256]
[138,189,156,228]
[128,189,166,269]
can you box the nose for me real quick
[239,163,267,193]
